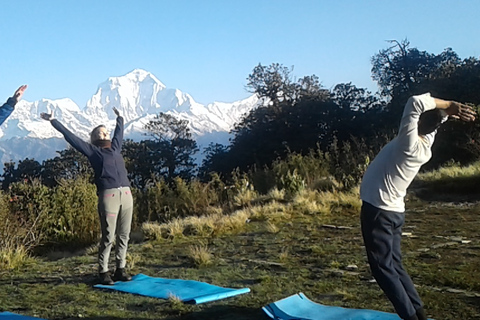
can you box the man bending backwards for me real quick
[360,93,475,320]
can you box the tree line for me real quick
[2,40,480,190]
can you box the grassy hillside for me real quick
[1,173,480,319]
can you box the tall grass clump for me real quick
[43,176,99,247]
[142,207,252,241]
[229,171,258,208]
[0,245,33,270]
[188,244,214,267]
[292,188,361,217]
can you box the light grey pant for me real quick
[97,186,133,273]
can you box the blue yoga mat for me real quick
[94,273,250,304]
[0,312,46,320]
[263,293,433,320]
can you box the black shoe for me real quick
[416,307,428,320]
[113,268,132,281]
[99,271,114,285]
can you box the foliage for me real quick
[371,39,461,101]
[143,113,199,183]
[41,148,93,187]
[134,176,225,224]
[4,179,51,250]
[246,63,329,106]
[42,176,99,247]
[328,137,376,190]
[198,143,230,181]
[1,158,43,190]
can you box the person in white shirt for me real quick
[360,93,476,320]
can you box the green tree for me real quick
[246,63,329,107]
[41,148,93,187]
[371,39,460,102]
[1,158,42,190]
[198,143,230,181]
[143,113,198,183]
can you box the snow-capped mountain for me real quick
[0,69,259,166]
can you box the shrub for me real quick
[135,176,226,224]
[42,176,99,247]
[3,179,51,250]
[272,149,331,188]
[328,137,373,190]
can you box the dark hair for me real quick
[418,110,443,136]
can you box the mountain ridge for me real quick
[0,69,259,165]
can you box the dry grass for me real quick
[233,188,258,207]
[0,245,33,270]
[266,188,286,201]
[142,208,252,241]
[250,201,290,221]
[266,221,279,234]
[1,178,480,320]
[417,161,480,181]
[126,252,142,269]
[188,244,213,267]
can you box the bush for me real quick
[135,175,227,224]
[3,179,51,250]
[43,176,99,247]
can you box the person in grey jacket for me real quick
[0,85,28,125]
[360,93,475,320]
[41,107,133,285]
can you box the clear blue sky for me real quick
[1,0,479,107]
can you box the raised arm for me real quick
[40,112,96,157]
[432,98,476,122]
[0,85,27,126]
[111,107,124,150]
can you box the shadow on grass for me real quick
[0,273,99,286]
[175,306,269,320]
[412,174,480,202]
[58,306,268,320]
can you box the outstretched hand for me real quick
[447,102,476,122]
[40,112,54,121]
[113,107,120,117]
[14,85,28,101]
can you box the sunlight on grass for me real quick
[126,252,141,269]
[143,208,252,241]
[279,247,290,263]
[267,188,286,201]
[0,245,34,270]
[233,188,258,207]
[188,244,213,267]
[142,222,165,240]
[166,219,185,239]
[417,161,480,181]
[85,244,98,255]
[250,201,291,221]
[214,209,250,235]
[266,221,279,234]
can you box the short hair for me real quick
[90,125,107,143]
[418,109,443,136]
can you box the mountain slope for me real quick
[0,69,259,165]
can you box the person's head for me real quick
[90,125,111,147]
[418,109,443,136]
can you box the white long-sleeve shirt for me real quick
[360,93,444,212]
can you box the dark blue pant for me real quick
[361,201,423,320]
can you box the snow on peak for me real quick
[0,70,259,165]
